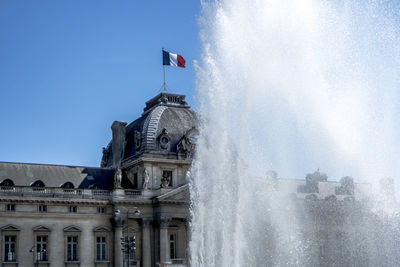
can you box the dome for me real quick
[101,93,198,168]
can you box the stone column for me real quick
[111,215,124,267]
[141,219,153,267]
[159,217,171,265]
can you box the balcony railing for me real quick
[0,185,147,200]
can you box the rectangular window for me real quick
[6,204,15,211]
[38,205,47,212]
[36,236,47,261]
[4,235,16,261]
[163,170,173,187]
[97,207,105,214]
[96,236,107,260]
[169,234,176,259]
[69,206,77,213]
[67,236,78,261]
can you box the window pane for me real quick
[102,244,106,260]
[96,244,100,260]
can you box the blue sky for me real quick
[0,1,201,167]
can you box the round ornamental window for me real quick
[160,135,170,149]
[161,136,169,145]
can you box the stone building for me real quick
[0,93,196,267]
[0,92,398,267]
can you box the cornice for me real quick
[122,157,192,169]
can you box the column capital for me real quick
[158,216,171,229]
[142,218,153,228]
[110,215,124,228]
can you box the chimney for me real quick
[111,121,127,168]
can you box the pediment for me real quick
[0,224,20,231]
[157,184,190,203]
[33,225,51,232]
[93,226,111,232]
[63,225,82,232]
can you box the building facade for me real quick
[0,92,397,267]
[0,93,195,267]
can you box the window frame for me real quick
[97,207,105,214]
[35,235,48,261]
[66,235,79,261]
[68,206,77,213]
[4,235,16,262]
[63,226,81,263]
[6,204,15,212]
[169,233,177,260]
[38,205,47,213]
[93,226,111,263]
[96,236,107,261]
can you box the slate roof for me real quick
[103,93,197,167]
[0,162,115,189]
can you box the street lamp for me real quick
[29,246,47,267]
[115,207,140,267]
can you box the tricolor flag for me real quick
[163,50,186,68]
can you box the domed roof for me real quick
[101,93,198,167]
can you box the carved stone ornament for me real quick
[297,169,328,194]
[134,130,141,152]
[177,127,198,158]
[114,168,123,189]
[160,172,171,188]
[142,168,150,189]
[100,147,109,168]
[335,176,354,195]
[142,218,153,228]
[158,217,171,228]
[158,128,170,150]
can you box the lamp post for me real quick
[115,207,140,267]
[29,246,46,267]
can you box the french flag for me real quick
[163,49,186,68]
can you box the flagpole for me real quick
[163,65,166,92]
[162,48,167,92]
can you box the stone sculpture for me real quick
[143,168,150,189]
[114,168,122,189]
[161,172,170,188]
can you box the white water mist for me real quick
[189,0,400,266]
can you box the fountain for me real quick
[189,0,400,266]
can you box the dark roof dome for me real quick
[101,93,197,168]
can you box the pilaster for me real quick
[158,216,172,265]
[141,218,153,267]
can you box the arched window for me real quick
[0,179,14,187]
[60,182,75,189]
[89,183,103,189]
[31,180,45,188]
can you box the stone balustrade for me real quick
[0,186,143,200]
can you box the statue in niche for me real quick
[114,168,122,189]
[100,147,109,168]
[134,130,141,152]
[142,168,150,189]
[160,172,170,188]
